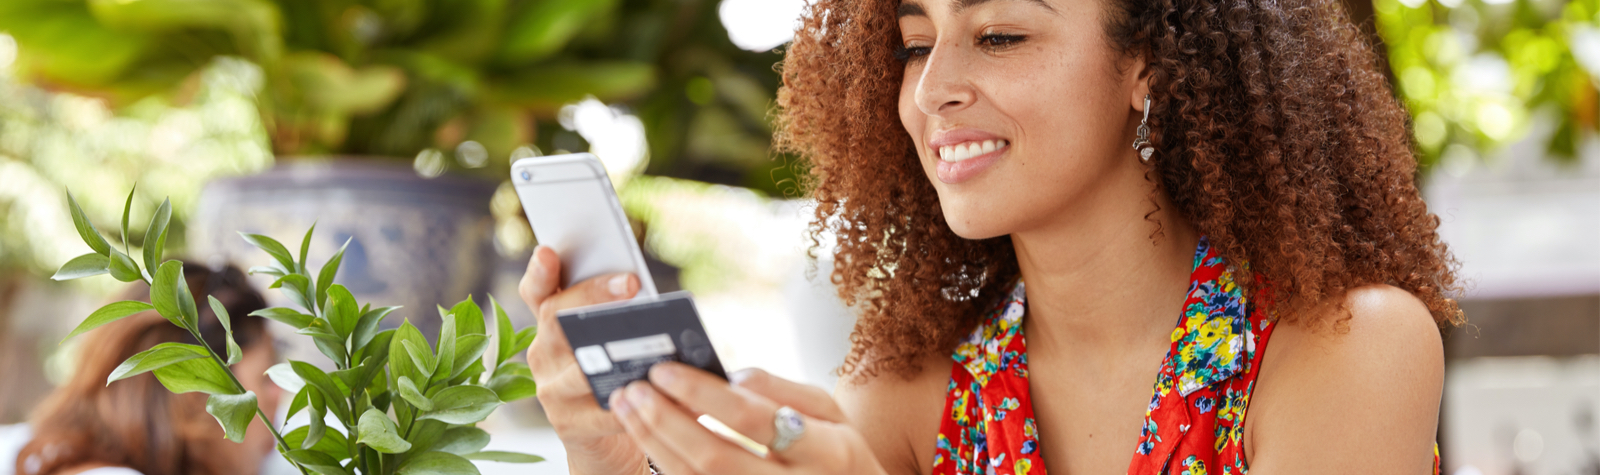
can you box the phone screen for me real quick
[512,154,658,298]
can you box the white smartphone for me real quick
[511,153,658,299]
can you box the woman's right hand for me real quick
[520,245,649,475]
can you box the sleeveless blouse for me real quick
[930,237,1441,475]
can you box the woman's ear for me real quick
[1126,51,1153,113]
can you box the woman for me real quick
[521,0,1461,473]
[15,264,281,475]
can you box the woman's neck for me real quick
[1011,189,1198,363]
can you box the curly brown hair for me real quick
[774,0,1465,380]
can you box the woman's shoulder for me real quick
[1244,284,1445,472]
[834,351,952,475]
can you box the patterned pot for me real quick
[189,158,498,349]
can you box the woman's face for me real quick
[897,0,1144,239]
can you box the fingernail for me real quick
[609,390,631,414]
[608,274,630,296]
[532,248,549,279]
[649,363,677,386]
[626,382,650,406]
[728,368,755,386]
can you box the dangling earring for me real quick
[1131,94,1154,165]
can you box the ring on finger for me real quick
[769,406,805,452]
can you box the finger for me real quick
[537,365,626,439]
[518,246,562,310]
[542,272,639,317]
[647,363,831,463]
[613,382,773,474]
[730,367,847,423]
[611,390,701,475]
[649,363,780,443]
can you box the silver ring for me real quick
[769,406,805,452]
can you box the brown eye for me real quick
[977,33,1025,48]
[895,45,932,62]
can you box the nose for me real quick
[914,39,976,117]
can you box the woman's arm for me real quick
[1245,284,1445,474]
[832,354,952,475]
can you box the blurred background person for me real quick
[7,264,279,475]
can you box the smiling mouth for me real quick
[938,139,1010,162]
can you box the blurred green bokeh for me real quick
[0,0,790,189]
[1377,0,1600,169]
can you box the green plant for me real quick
[51,187,543,475]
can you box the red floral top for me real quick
[931,237,1440,475]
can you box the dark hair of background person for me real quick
[15,263,269,475]
[773,0,1465,381]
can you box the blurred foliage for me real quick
[0,0,792,193]
[1377,0,1600,168]
[0,57,271,280]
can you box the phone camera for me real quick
[519,170,532,181]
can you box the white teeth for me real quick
[938,139,1009,162]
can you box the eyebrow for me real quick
[897,0,1056,18]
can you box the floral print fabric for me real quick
[931,237,1440,475]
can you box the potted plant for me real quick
[52,187,543,474]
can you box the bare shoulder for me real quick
[834,352,951,475]
[1245,284,1444,474]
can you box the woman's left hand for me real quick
[609,362,889,475]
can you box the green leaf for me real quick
[402,340,437,381]
[389,320,430,390]
[107,249,142,282]
[284,449,348,475]
[142,198,170,273]
[432,317,457,386]
[173,264,199,329]
[356,408,412,453]
[449,297,486,337]
[419,385,501,425]
[396,375,432,410]
[119,186,134,253]
[52,253,109,281]
[490,295,515,369]
[107,342,207,383]
[498,0,616,64]
[298,223,315,274]
[283,424,349,461]
[490,62,655,111]
[355,328,395,368]
[67,190,111,255]
[488,373,537,402]
[316,238,349,309]
[240,232,297,277]
[251,307,316,329]
[265,363,305,391]
[270,274,315,313]
[452,334,489,379]
[324,284,359,339]
[352,306,398,351]
[209,295,242,364]
[434,426,490,455]
[397,451,481,475]
[247,265,285,277]
[291,361,350,422]
[463,451,545,464]
[285,386,310,420]
[61,301,153,343]
[204,391,258,442]
[152,356,240,395]
[512,327,536,356]
[149,261,186,327]
[304,389,326,449]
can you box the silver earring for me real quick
[1132,94,1154,164]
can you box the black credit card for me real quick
[556,292,726,410]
